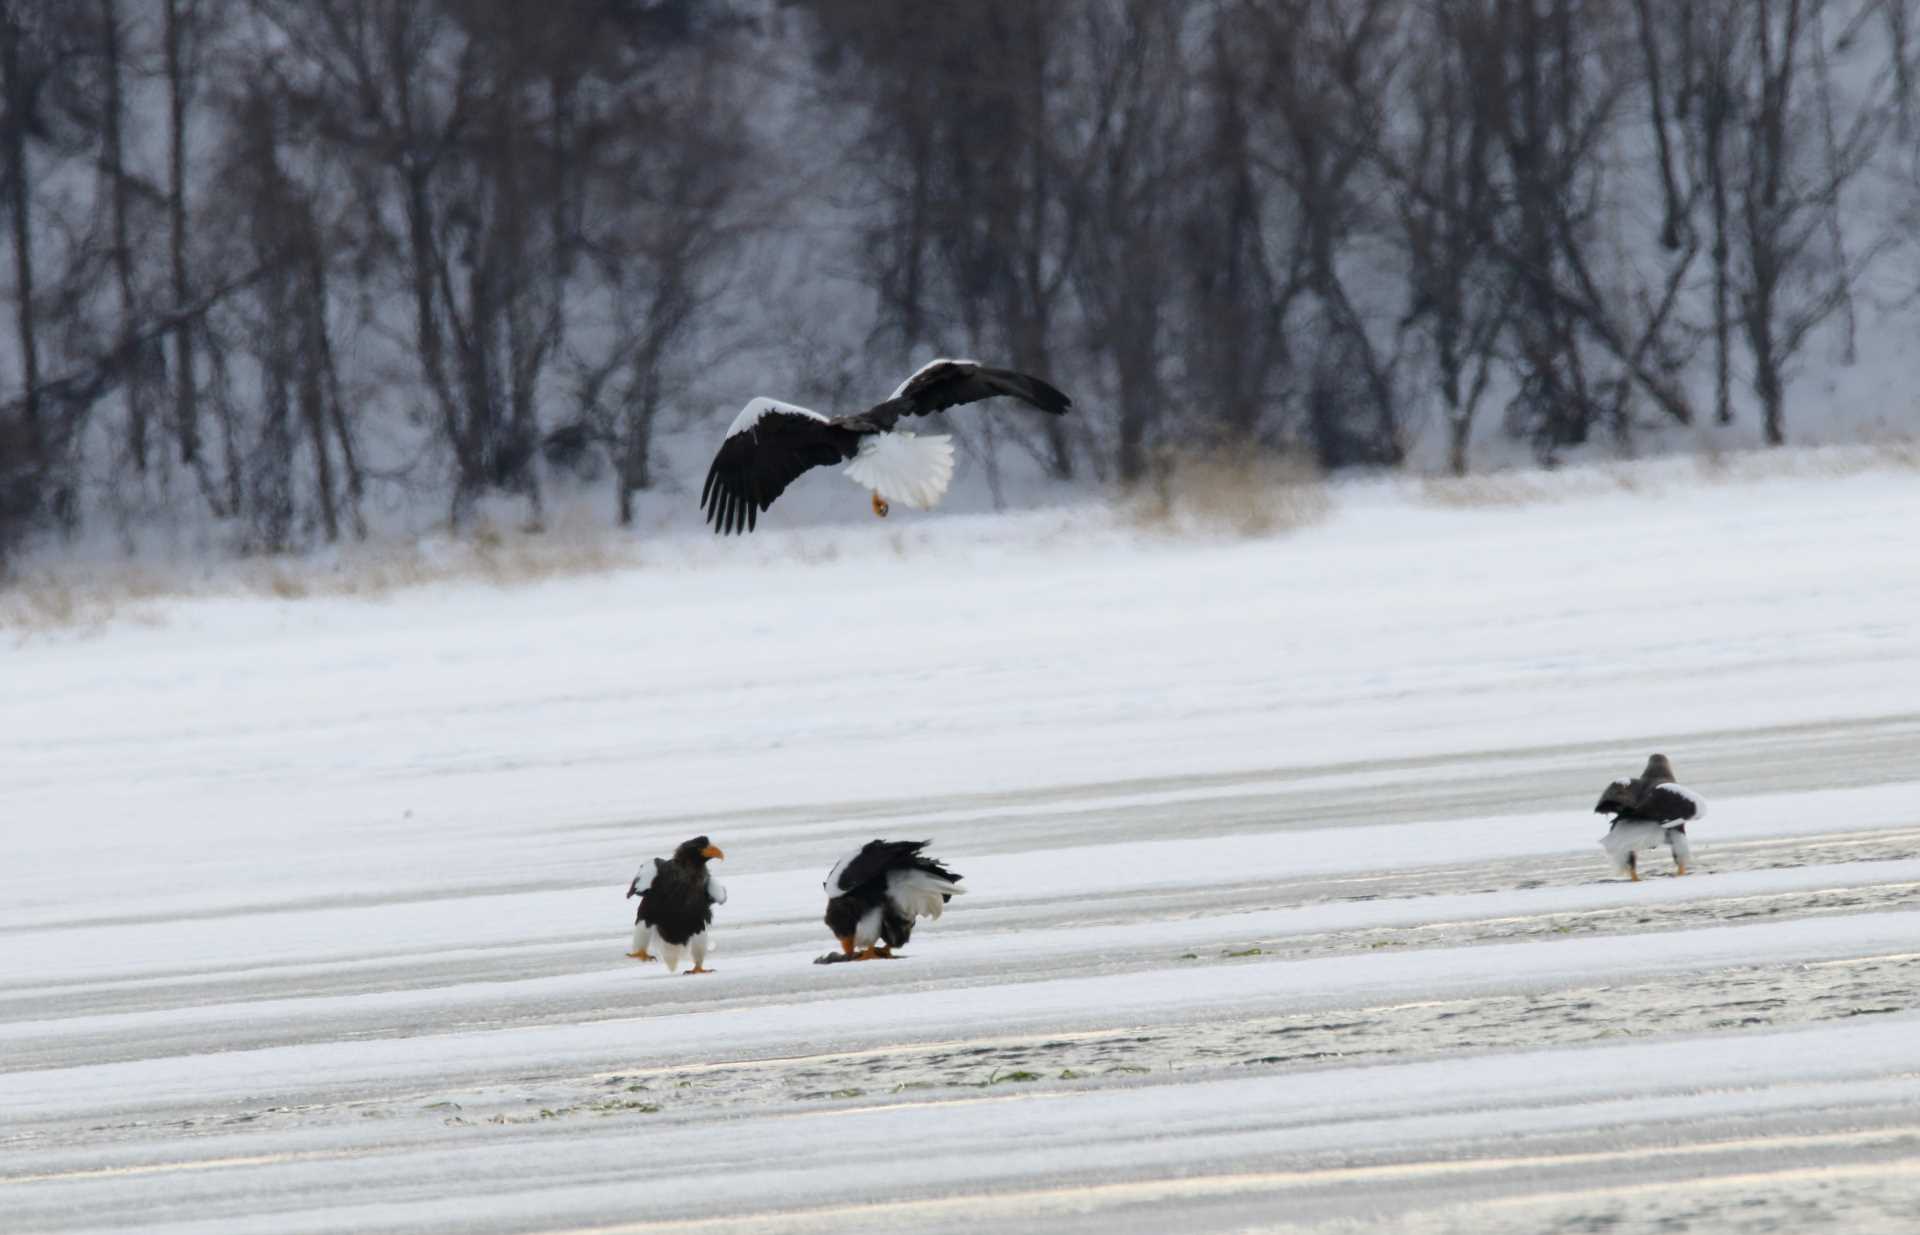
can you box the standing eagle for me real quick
[1595,754,1705,880]
[821,840,966,961]
[700,359,1072,534]
[626,836,726,974]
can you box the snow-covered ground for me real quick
[4,460,1920,1232]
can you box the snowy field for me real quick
[5,459,1920,1233]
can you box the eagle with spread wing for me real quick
[700,359,1071,534]
[819,839,966,961]
[1595,754,1705,880]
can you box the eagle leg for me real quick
[625,949,655,962]
[838,936,856,957]
[1674,858,1689,876]
[684,965,715,975]
[854,945,893,961]
[1627,851,1641,882]
[871,491,890,518]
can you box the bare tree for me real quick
[2,7,46,511]
[1070,1,1191,483]
[1242,0,1409,468]
[1381,2,1514,475]
[561,53,753,525]
[1730,0,1896,444]
[1176,8,1299,451]
[802,0,1093,479]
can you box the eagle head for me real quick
[674,835,725,865]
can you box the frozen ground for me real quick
[4,462,1920,1232]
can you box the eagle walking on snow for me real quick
[1595,754,1705,880]
[627,836,727,974]
[701,359,1071,534]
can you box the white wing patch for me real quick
[725,396,828,439]
[843,431,955,510]
[824,848,864,895]
[630,858,663,897]
[886,867,965,922]
[889,357,979,400]
[706,870,728,905]
[1653,783,1707,820]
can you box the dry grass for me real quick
[0,508,648,637]
[7,437,1911,635]
[1126,448,1331,538]
[1416,468,1641,508]
[1418,439,1920,510]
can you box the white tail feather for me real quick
[1601,821,1680,874]
[886,868,965,922]
[844,432,955,511]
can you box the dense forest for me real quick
[1,0,1915,567]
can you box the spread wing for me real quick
[859,359,1072,431]
[702,403,856,534]
[826,839,925,896]
[1638,783,1705,824]
[1593,779,1637,816]
[825,838,963,905]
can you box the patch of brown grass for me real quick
[1127,448,1330,538]
[0,510,647,636]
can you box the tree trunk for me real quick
[1707,82,1733,425]
[164,0,201,468]
[616,417,650,527]
[311,252,365,538]
[101,0,150,474]
[299,300,340,544]
[2,14,41,482]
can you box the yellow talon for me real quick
[871,492,890,518]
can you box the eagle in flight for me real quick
[700,359,1071,534]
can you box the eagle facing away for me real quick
[700,359,1072,534]
[1594,753,1706,880]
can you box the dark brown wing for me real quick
[1635,783,1704,824]
[701,410,857,535]
[856,360,1072,431]
[1593,779,1637,816]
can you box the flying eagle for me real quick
[626,836,727,974]
[820,839,966,961]
[1595,754,1704,880]
[700,359,1071,534]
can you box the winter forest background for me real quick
[2,0,1918,570]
